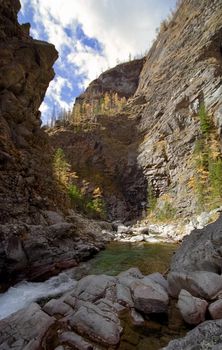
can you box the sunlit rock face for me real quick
[132,0,222,215]
[51,0,222,220]
[76,57,145,104]
[0,0,58,225]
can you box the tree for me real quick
[53,148,70,186]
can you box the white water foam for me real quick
[0,272,77,320]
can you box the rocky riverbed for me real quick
[2,215,222,349]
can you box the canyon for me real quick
[0,0,222,349]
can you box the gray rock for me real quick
[117,225,130,235]
[43,210,65,225]
[162,319,222,350]
[0,303,54,350]
[209,300,222,320]
[48,222,74,238]
[43,298,74,317]
[177,289,208,325]
[72,275,116,302]
[130,308,145,326]
[59,331,93,350]
[133,280,169,314]
[168,271,222,299]
[116,283,134,307]
[143,272,169,291]
[69,302,122,346]
[170,216,222,274]
[118,267,143,279]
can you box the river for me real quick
[0,241,177,320]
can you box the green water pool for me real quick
[88,241,178,276]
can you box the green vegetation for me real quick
[53,148,106,219]
[53,148,70,186]
[147,184,157,213]
[155,194,176,222]
[198,103,212,135]
[155,200,176,222]
[147,189,176,223]
[189,105,222,211]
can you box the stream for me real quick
[0,241,176,320]
[0,241,187,349]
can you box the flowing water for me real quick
[0,241,187,349]
[0,241,177,321]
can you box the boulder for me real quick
[0,303,54,350]
[116,283,134,307]
[43,210,65,225]
[71,275,116,302]
[118,267,143,279]
[130,308,145,326]
[118,268,143,289]
[68,302,122,346]
[43,298,73,317]
[177,289,208,325]
[142,272,169,291]
[209,300,222,320]
[162,319,222,350]
[59,331,93,350]
[168,271,222,299]
[132,280,169,314]
[170,217,222,274]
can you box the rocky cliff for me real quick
[76,58,144,104]
[133,0,222,215]
[0,0,59,224]
[51,0,222,221]
[0,0,111,286]
[49,59,147,220]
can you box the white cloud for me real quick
[19,0,177,121]
[46,76,73,110]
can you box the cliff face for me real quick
[0,0,59,224]
[76,58,144,104]
[49,58,147,220]
[51,0,222,220]
[0,0,109,286]
[132,0,222,215]
[49,113,147,220]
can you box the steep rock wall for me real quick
[76,58,144,104]
[50,0,222,220]
[0,0,108,286]
[50,59,147,220]
[131,0,222,215]
[0,0,60,224]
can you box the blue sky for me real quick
[19,0,177,124]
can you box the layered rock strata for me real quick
[132,0,222,214]
[0,0,111,285]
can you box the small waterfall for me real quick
[0,272,77,320]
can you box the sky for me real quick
[18,0,177,124]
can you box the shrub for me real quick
[147,184,157,214]
[155,201,176,222]
[68,184,84,211]
[189,106,222,211]
[198,103,211,135]
[53,148,70,186]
